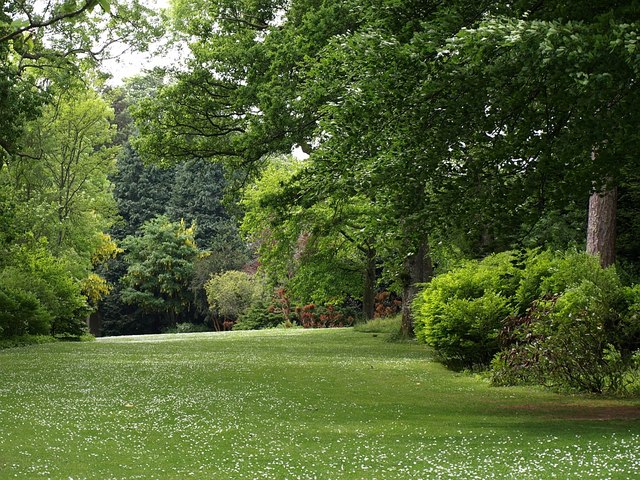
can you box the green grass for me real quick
[1,328,639,479]
[353,315,402,335]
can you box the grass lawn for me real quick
[1,328,639,479]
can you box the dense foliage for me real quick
[413,250,640,393]
[2,0,640,396]
[413,252,521,369]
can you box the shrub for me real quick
[492,251,640,394]
[233,301,283,330]
[374,291,402,318]
[294,303,357,329]
[205,271,264,322]
[0,286,49,338]
[354,315,402,335]
[0,335,58,350]
[514,249,623,312]
[163,322,209,334]
[0,243,89,338]
[413,251,521,369]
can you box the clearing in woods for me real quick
[0,328,639,479]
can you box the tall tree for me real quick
[120,215,199,331]
[110,144,175,238]
[0,0,160,162]
[4,84,119,277]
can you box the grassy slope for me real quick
[0,328,639,479]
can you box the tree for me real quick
[110,144,175,238]
[167,158,245,252]
[205,270,263,323]
[120,215,199,331]
[132,0,640,336]
[0,0,160,162]
[22,87,118,253]
[131,0,364,168]
[430,5,640,266]
[241,157,380,316]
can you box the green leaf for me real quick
[98,0,111,14]
[10,19,30,30]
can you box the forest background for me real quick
[1,0,639,393]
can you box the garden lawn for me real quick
[1,328,639,479]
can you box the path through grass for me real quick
[1,328,639,479]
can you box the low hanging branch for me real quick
[0,0,107,44]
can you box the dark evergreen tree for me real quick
[110,144,175,239]
[166,159,243,252]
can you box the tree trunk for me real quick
[586,186,617,268]
[363,247,376,320]
[401,240,433,337]
[87,311,103,336]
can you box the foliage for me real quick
[163,322,209,334]
[0,285,47,338]
[205,270,264,323]
[0,241,89,337]
[241,156,380,315]
[353,315,402,335]
[514,249,626,313]
[131,1,640,335]
[0,0,160,165]
[0,334,57,350]
[110,145,175,238]
[493,291,640,395]
[81,273,112,307]
[3,85,119,278]
[232,301,283,331]
[374,291,402,318]
[466,249,640,393]
[413,251,521,369]
[120,216,199,330]
[167,158,244,251]
[294,303,356,329]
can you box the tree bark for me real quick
[586,186,617,268]
[401,240,433,337]
[363,247,376,320]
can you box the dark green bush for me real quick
[413,251,521,369]
[233,301,284,331]
[492,251,640,394]
[162,322,210,334]
[0,335,58,350]
[0,286,50,337]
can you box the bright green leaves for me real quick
[205,270,264,321]
[98,0,111,14]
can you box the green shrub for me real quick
[354,315,402,334]
[514,249,623,312]
[0,243,89,338]
[413,251,521,369]
[0,335,57,350]
[0,286,49,337]
[205,271,264,322]
[233,301,284,331]
[492,251,640,394]
[163,322,210,334]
